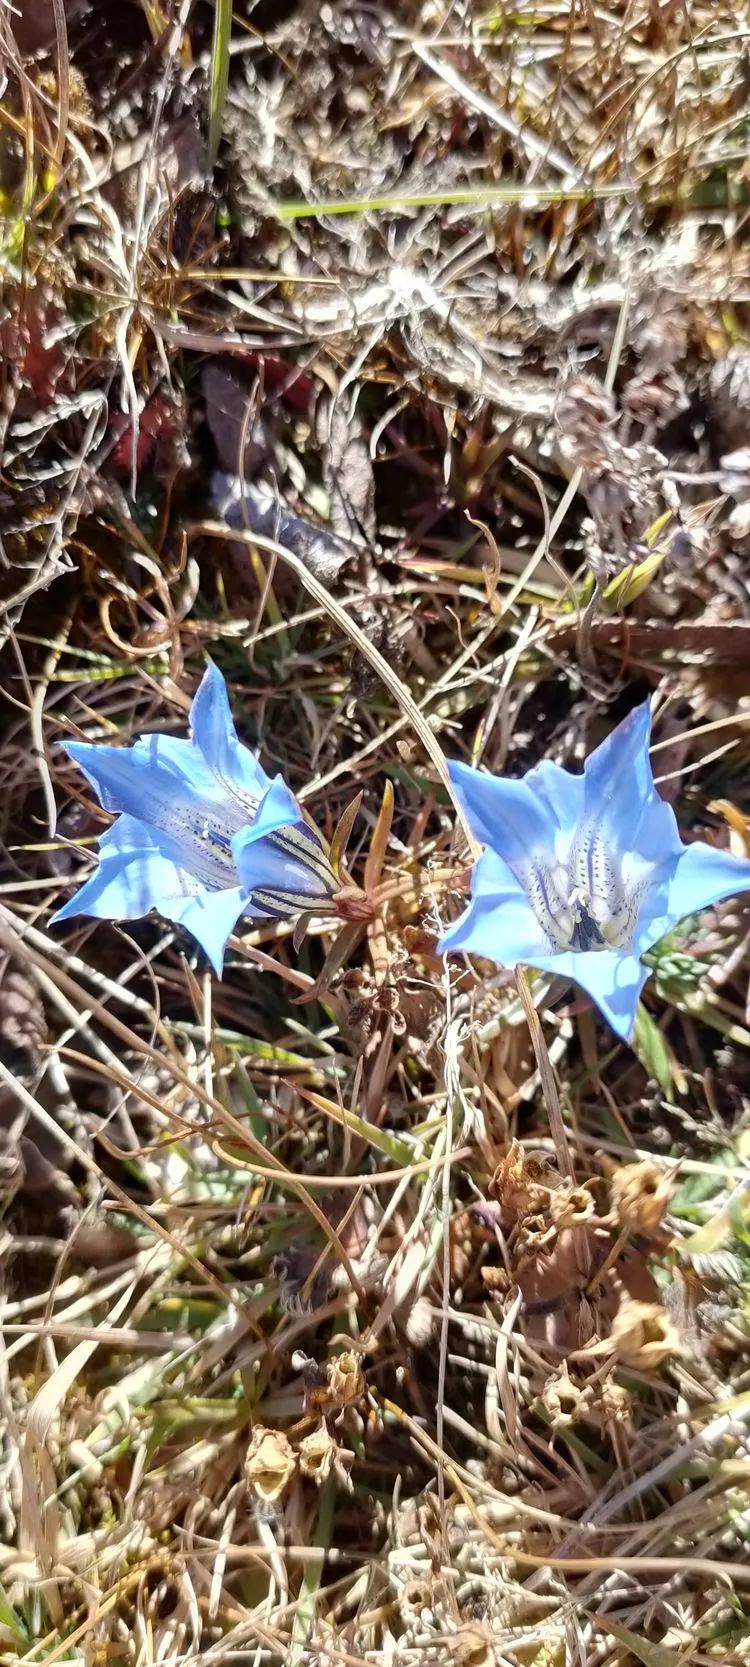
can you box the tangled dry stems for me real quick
[1,2,750,1663]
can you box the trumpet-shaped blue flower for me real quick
[52,664,337,972]
[439,701,750,1040]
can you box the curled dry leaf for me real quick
[213,471,357,588]
[244,1426,297,1503]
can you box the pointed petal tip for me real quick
[584,696,653,772]
[642,839,750,952]
[523,947,647,1044]
[200,657,225,691]
[49,896,80,927]
[436,912,471,956]
[60,737,100,768]
[202,939,226,977]
[604,1002,639,1044]
[191,657,230,720]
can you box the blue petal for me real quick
[582,700,682,861]
[51,813,199,921]
[232,779,335,906]
[522,757,584,837]
[634,840,750,955]
[64,731,238,835]
[190,662,271,809]
[439,849,550,961]
[526,948,649,1040]
[163,886,249,973]
[447,759,557,861]
[237,774,304,846]
[51,814,247,973]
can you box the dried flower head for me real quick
[403,1295,435,1348]
[727,501,750,556]
[621,366,688,431]
[595,1374,634,1433]
[709,347,750,452]
[515,1212,558,1259]
[489,1139,552,1221]
[244,1426,297,1502]
[480,1263,510,1293]
[298,1424,336,1486]
[609,1297,681,1370]
[585,447,665,559]
[326,1350,365,1410]
[632,305,688,370]
[299,1424,354,1490]
[719,448,750,500]
[542,1366,593,1427]
[611,1160,672,1235]
[455,1626,495,1667]
[549,1184,596,1228]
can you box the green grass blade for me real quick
[274,181,628,219]
[289,1479,336,1665]
[0,1584,29,1645]
[208,0,232,171]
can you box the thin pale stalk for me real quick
[515,967,574,1179]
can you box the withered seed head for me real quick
[326,1349,365,1409]
[245,1426,297,1502]
[609,1297,681,1370]
[542,1365,593,1428]
[299,1423,354,1490]
[298,1424,337,1486]
[611,1160,672,1235]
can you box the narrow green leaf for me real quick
[0,1585,28,1645]
[300,1087,413,1165]
[290,1479,336,1664]
[633,1003,681,1098]
[274,181,628,219]
[589,1613,691,1667]
[208,0,232,171]
[329,791,363,876]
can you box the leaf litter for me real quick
[1,2,750,1664]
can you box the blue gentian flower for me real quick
[52,664,337,972]
[439,701,750,1040]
